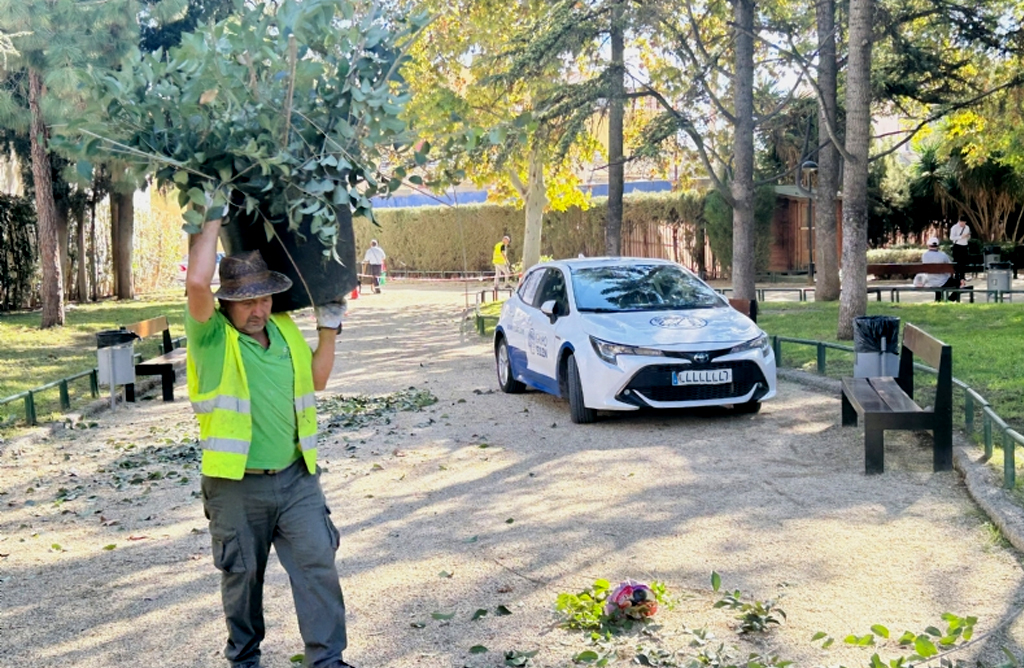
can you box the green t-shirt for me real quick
[185,308,301,470]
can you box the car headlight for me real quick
[729,332,770,357]
[590,336,665,365]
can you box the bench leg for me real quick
[865,423,885,474]
[933,428,952,472]
[125,383,136,403]
[161,369,175,402]
[841,391,858,427]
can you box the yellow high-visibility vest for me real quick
[187,313,318,480]
[493,241,507,265]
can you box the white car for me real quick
[493,257,776,423]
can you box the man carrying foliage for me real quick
[185,213,356,668]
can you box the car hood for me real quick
[578,306,761,348]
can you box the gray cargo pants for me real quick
[201,461,348,668]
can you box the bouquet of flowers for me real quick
[603,579,659,621]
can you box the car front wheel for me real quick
[496,338,525,394]
[566,355,597,424]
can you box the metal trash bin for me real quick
[96,328,138,406]
[987,261,1013,302]
[853,316,900,378]
[983,245,1002,269]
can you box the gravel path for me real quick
[1,282,1023,668]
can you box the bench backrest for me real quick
[727,298,758,323]
[867,263,955,277]
[126,316,174,354]
[898,323,952,415]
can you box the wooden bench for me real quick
[840,323,952,474]
[728,298,758,323]
[866,263,974,303]
[124,316,186,403]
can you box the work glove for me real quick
[316,300,347,332]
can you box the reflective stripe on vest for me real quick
[192,396,252,415]
[187,312,319,480]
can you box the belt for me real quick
[245,467,284,476]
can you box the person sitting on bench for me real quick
[913,237,962,302]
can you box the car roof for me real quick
[531,256,679,271]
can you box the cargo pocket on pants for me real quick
[211,533,247,574]
[324,507,340,553]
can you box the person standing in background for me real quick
[363,239,386,294]
[493,234,511,288]
[949,217,971,284]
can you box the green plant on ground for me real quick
[552,574,997,668]
[711,572,786,634]
[813,612,978,668]
[555,578,671,636]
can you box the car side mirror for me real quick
[540,299,559,322]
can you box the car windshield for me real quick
[571,264,725,312]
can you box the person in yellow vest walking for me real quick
[185,215,355,668]
[493,234,512,288]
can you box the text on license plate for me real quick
[672,368,732,386]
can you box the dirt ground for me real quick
[2,282,1024,668]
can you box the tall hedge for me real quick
[354,191,706,273]
[703,185,775,275]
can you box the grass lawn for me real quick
[0,290,187,426]
[476,298,1024,432]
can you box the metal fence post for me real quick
[965,392,974,435]
[58,380,70,411]
[25,391,36,426]
[985,413,993,459]
[1004,430,1015,490]
[89,369,99,398]
[816,343,826,375]
[773,336,781,366]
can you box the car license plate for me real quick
[672,368,732,386]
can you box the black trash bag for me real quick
[96,328,139,349]
[853,316,900,353]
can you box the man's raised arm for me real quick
[186,218,222,323]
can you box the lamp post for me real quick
[796,160,818,283]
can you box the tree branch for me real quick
[869,75,1024,162]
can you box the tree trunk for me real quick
[28,68,64,328]
[730,0,757,300]
[838,0,873,340]
[520,148,548,271]
[814,0,841,301]
[605,0,625,257]
[110,194,119,296]
[113,190,134,299]
[89,193,98,301]
[56,198,70,298]
[76,207,88,301]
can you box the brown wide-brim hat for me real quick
[214,250,293,301]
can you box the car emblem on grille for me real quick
[692,352,710,364]
[649,315,708,329]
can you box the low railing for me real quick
[716,286,1024,303]
[773,335,1024,488]
[0,368,100,426]
[0,335,187,427]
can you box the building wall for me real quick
[769,194,843,273]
